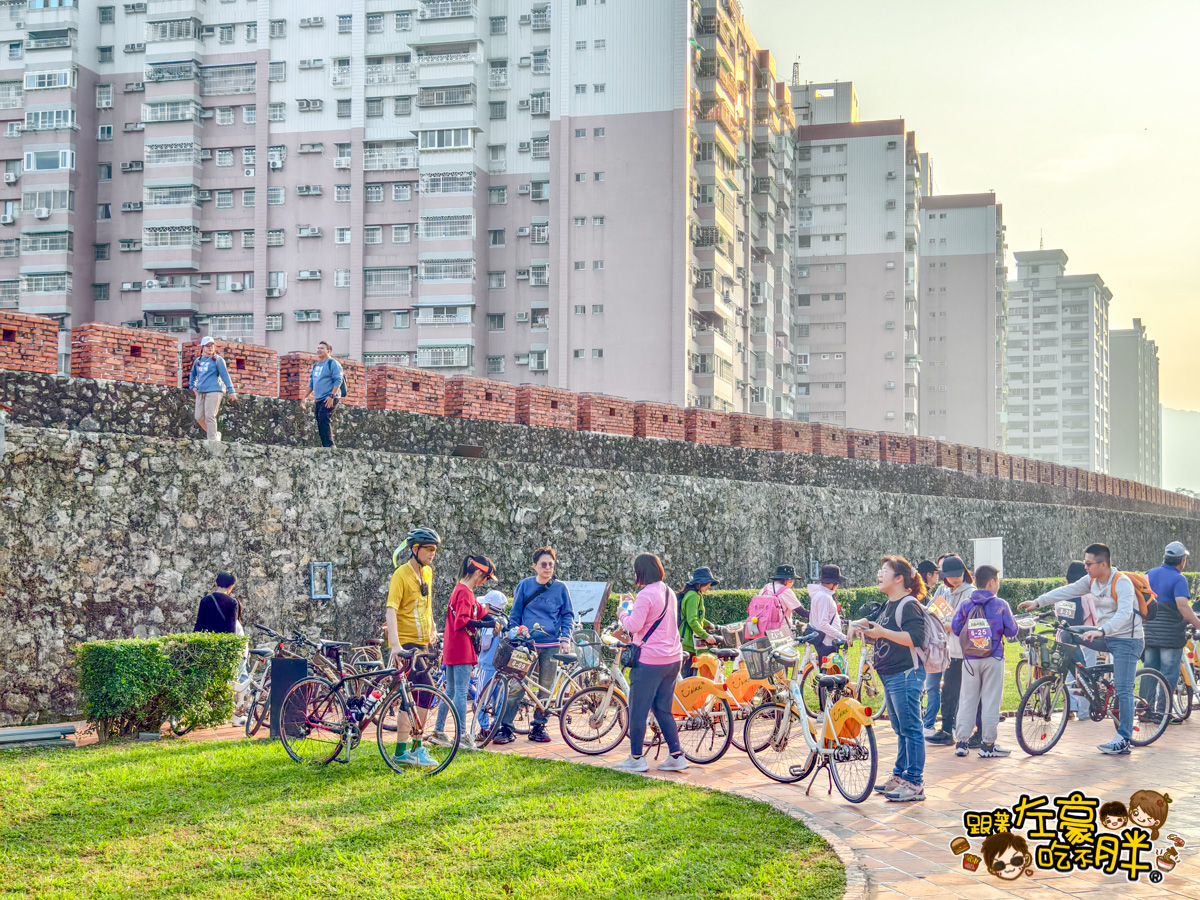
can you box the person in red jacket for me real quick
[432,555,499,748]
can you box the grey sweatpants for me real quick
[953,656,1005,745]
[194,391,223,440]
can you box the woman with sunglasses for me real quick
[493,546,575,745]
[433,554,500,748]
[386,526,441,767]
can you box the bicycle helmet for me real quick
[393,526,442,567]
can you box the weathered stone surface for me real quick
[3,420,1200,725]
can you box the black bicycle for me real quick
[1015,612,1171,755]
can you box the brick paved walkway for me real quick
[77,714,1199,899]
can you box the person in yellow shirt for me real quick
[386,526,441,768]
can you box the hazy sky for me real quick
[743,0,1200,411]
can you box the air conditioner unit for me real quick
[517,184,530,194]
[197,190,212,200]
[124,123,144,132]
[230,282,244,291]
[298,227,321,237]
[125,2,147,11]
[515,312,530,322]
[97,99,113,109]
[885,261,896,269]
[152,315,167,325]
[198,234,212,243]
[243,167,255,177]
[198,276,211,282]
[200,26,216,37]
[884,320,895,329]
[517,141,531,152]
[121,161,143,172]
[121,201,142,211]
[266,287,282,298]
[122,282,137,291]
[516,269,529,280]
[884,380,896,389]
[298,269,321,280]
[200,149,212,160]
[299,16,324,27]
[885,350,896,359]
[306,185,322,195]
[518,57,531,67]
[517,99,530,110]
[519,14,531,24]
[269,160,282,170]
[297,185,311,195]
[886,171,897,179]
[34,208,51,219]
[144,279,160,289]
[516,226,530,236]
[124,84,145,95]
[885,411,897,419]
[0,215,13,225]
[125,43,146,53]
[3,173,14,184]
[885,231,896,239]
[299,142,323,152]
[200,109,214,118]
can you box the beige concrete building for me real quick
[918,193,1007,449]
[1110,318,1161,486]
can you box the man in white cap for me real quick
[189,336,236,441]
[1143,541,1200,722]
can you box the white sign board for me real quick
[973,537,1004,577]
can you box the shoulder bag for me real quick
[621,584,670,669]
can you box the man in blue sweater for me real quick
[301,341,343,448]
[493,546,575,745]
[189,336,236,442]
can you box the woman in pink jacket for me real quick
[613,553,689,774]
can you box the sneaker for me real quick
[492,727,515,745]
[873,774,902,794]
[612,754,650,773]
[528,724,551,743]
[979,743,1011,758]
[426,731,452,747]
[1098,737,1131,755]
[967,731,983,749]
[1067,712,1079,721]
[884,779,926,802]
[922,726,938,738]
[231,715,247,727]
[925,730,954,746]
[411,745,439,767]
[392,748,419,766]
[461,737,478,752]
[214,431,222,443]
[658,754,690,772]
[955,742,969,757]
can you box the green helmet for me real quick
[393,526,442,568]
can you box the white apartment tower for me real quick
[1005,249,1111,471]
[789,96,922,432]
[1109,317,1161,486]
[0,0,796,412]
[918,193,1007,449]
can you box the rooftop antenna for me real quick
[791,59,800,86]
[1039,228,1044,250]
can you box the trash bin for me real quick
[269,656,309,741]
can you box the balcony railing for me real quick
[416,347,470,368]
[488,68,508,89]
[417,51,480,66]
[26,35,73,50]
[419,0,477,19]
[365,62,416,85]
[363,148,419,170]
[330,68,352,88]
[531,8,550,29]
[416,312,472,326]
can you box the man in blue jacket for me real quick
[189,336,236,441]
[301,340,343,448]
[493,546,574,745]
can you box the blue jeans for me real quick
[1141,645,1183,715]
[882,667,926,785]
[1106,637,1144,742]
[922,670,942,730]
[436,663,471,734]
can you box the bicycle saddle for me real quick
[319,640,352,649]
[816,674,850,688]
[363,638,384,646]
[249,648,273,658]
[553,652,578,664]
[794,629,822,645]
[356,660,384,670]
[711,649,739,660]
[393,648,418,659]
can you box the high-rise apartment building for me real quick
[918,193,1007,449]
[1110,317,1161,486]
[0,0,795,412]
[1005,249,1111,471]
[789,101,922,432]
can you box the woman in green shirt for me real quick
[681,567,721,677]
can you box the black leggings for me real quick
[628,661,682,757]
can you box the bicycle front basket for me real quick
[742,637,785,681]
[571,630,602,669]
[719,622,746,649]
[494,638,536,678]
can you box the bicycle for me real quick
[1015,611,1172,756]
[243,625,354,737]
[741,629,878,803]
[1173,629,1198,721]
[279,645,461,775]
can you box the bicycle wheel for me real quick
[798,665,821,719]
[857,663,887,721]
[377,685,460,776]
[1173,680,1193,722]
[471,675,508,748]
[1015,675,1068,756]
[743,702,815,783]
[677,697,733,764]
[168,715,196,737]
[279,677,347,765]
[556,666,604,705]
[246,673,271,737]
[559,685,629,755]
[1125,668,1171,746]
[830,725,878,804]
[1014,658,1030,697]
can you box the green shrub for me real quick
[75,633,246,740]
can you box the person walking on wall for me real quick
[613,553,690,773]
[302,340,343,448]
[493,547,575,746]
[1019,542,1143,755]
[1143,542,1200,723]
[190,336,236,442]
[680,566,720,677]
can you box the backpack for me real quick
[958,598,996,659]
[896,595,950,673]
[745,586,791,640]
[338,367,348,398]
[1111,570,1157,622]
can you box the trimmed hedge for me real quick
[596,574,1200,628]
[75,633,246,740]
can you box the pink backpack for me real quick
[745,586,791,640]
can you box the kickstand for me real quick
[804,760,833,797]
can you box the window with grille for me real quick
[335,270,351,287]
[268,61,285,82]
[242,189,254,207]
[365,183,384,202]
[143,185,197,207]
[337,99,351,117]
[365,267,412,298]
[393,183,413,201]
[21,232,73,253]
[215,107,234,125]
[490,101,506,119]
[96,84,113,108]
[242,105,255,124]
[269,19,286,38]
[367,14,383,33]
[216,148,233,167]
[532,50,550,74]
[24,108,76,130]
[392,224,411,243]
[418,128,472,150]
[242,231,254,249]
[141,226,199,248]
[146,19,198,42]
[335,228,350,244]
[19,273,72,294]
[366,98,383,117]
[364,226,382,244]
[214,231,233,249]
[146,141,201,166]
[268,103,285,121]
[215,191,233,209]
[396,11,411,30]
[418,259,474,282]
[530,265,549,286]
[419,214,474,239]
[22,189,74,212]
[337,15,352,33]
[394,96,412,116]
[489,187,507,205]
[267,187,285,205]
[335,185,351,202]
[418,172,473,194]
[199,63,256,95]
[488,273,505,290]
[243,148,255,166]
[531,224,548,244]
[267,229,285,246]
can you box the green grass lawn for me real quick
[0,740,843,900]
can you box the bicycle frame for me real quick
[769,656,875,775]
[1182,637,1198,691]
